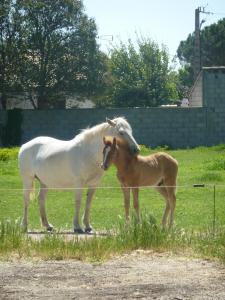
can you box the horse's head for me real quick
[101,137,117,171]
[106,117,140,155]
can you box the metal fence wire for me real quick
[0,184,224,231]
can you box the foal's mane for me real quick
[105,137,133,155]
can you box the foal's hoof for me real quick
[74,228,85,234]
[20,224,28,233]
[85,227,93,234]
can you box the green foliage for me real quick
[176,65,194,98]
[210,144,225,151]
[97,37,179,107]
[0,220,24,254]
[0,0,107,109]
[0,0,23,109]
[20,0,107,108]
[177,18,225,88]
[0,148,19,161]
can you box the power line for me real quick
[210,11,225,16]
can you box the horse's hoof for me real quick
[74,228,84,234]
[85,227,93,234]
[47,225,54,232]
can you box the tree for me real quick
[0,0,23,109]
[17,0,106,109]
[96,37,179,107]
[177,18,225,87]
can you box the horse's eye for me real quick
[119,131,124,136]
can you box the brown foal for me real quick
[102,137,178,228]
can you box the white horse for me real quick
[18,117,140,233]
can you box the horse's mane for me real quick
[80,122,109,140]
[77,117,130,142]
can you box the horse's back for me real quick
[19,136,63,160]
[18,136,69,177]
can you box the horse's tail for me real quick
[18,144,37,201]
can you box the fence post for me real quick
[213,185,216,234]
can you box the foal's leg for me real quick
[83,187,96,233]
[121,186,131,221]
[21,177,34,231]
[38,182,53,231]
[132,188,140,221]
[155,185,170,229]
[73,187,84,233]
[166,186,176,228]
[162,176,177,228]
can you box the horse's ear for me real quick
[106,117,116,127]
[113,137,117,147]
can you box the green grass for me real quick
[0,217,225,263]
[0,145,225,262]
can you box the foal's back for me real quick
[131,152,177,186]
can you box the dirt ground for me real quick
[0,251,225,300]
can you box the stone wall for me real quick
[20,108,206,148]
[203,67,225,109]
[0,107,224,149]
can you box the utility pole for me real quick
[193,7,201,80]
[193,7,212,80]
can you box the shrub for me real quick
[0,148,19,161]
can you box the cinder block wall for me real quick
[203,67,225,109]
[13,107,222,148]
[1,106,225,149]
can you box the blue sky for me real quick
[83,0,225,59]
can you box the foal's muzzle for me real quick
[131,145,140,155]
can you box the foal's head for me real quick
[101,137,117,171]
[101,136,133,171]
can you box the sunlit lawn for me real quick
[0,145,225,231]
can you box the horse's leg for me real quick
[21,178,34,231]
[155,185,170,229]
[83,187,96,233]
[73,187,84,234]
[38,182,53,231]
[121,186,130,221]
[132,188,140,221]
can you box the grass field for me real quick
[0,145,225,262]
[0,145,225,230]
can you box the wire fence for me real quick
[0,184,224,232]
